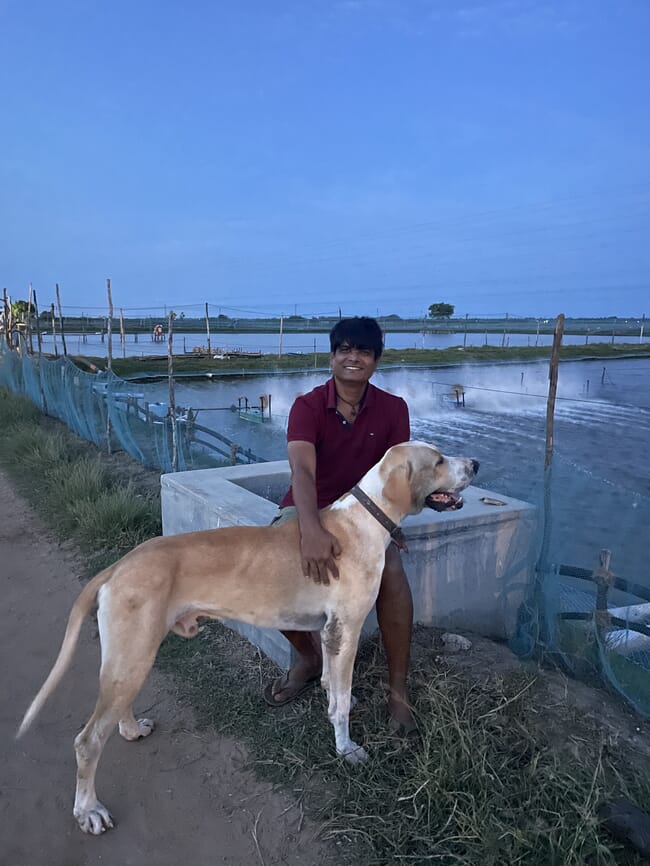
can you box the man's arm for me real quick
[287,440,342,585]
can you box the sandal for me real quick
[263,672,320,708]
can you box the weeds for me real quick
[157,624,650,866]
[0,388,161,572]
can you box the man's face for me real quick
[330,342,379,385]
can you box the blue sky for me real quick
[1,0,649,319]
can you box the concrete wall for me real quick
[161,461,537,669]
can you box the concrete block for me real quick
[162,461,537,670]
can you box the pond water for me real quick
[142,357,650,583]
[39,328,649,358]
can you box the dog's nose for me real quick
[471,459,480,475]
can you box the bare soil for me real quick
[0,469,332,866]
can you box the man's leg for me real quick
[264,506,323,705]
[376,544,415,731]
[264,631,322,705]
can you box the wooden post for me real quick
[32,290,47,413]
[106,279,113,372]
[27,284,34,354]
[278,314,284,357]
[54,283,68,356]
[535,313,565,641]
[205,302,211,357]
[168,311,178,472]
[119,307,126,359]
[32,290,43,356]
[105,279,114,454]
[50,303,59,358]
[2,288,8,344]
[544,314,564,470]
[7,293,15,349]
[55,283,68,356]
[594,548,613,642]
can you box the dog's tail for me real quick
[16,566,114,738]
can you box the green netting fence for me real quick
[1,335,649,719]
[0,336,265,473]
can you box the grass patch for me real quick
[77,341,650,379]
[1,385,649,864]
[158,624,650,866]
[0,387,161,573]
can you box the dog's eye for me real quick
[435,456,444,467]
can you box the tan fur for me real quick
[17,441,477,835]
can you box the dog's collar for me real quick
[349,485,408,552]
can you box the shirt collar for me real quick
[326,377,376,411]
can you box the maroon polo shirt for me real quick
[280,377,410,509]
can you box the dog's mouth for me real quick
[425,492,464,512]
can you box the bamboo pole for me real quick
[105,279,113,455]
[119,307,126,359]
[7,295,16,349]
[50,303,59,358]
[544,314,564,470]
[55,283,68,356]
[32,289,43,356]
[205,302,211,357]
[31,290,47,413]
[535,313,565,646]
[2,287,10,344]
[27,284,34,354]
[106,278,113,372]
[167,311,178,472]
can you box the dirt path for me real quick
[0,469,330,866]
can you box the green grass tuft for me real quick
[68,484,161,551]
[0,388,161,569]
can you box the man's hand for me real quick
[299,523,342,585]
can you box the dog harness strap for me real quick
[349,485,408,552]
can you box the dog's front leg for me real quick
[322,615,368,765]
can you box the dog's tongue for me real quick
[425,492,464,512]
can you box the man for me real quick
[263,316,415,732]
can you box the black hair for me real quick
[329,316,384,359]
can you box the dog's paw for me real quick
[341,742,369,765]
[135,717,156,737]
[119,717,156,741]
[75,802,114,834]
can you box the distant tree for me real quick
[11,300,30,321]
[385,313,402,320]
[428,302,455,319]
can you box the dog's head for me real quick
[379,441,479,516]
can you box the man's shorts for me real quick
[270,505,298,527]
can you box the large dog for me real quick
[18,441,478,835]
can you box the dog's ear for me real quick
[382,461,415,512]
